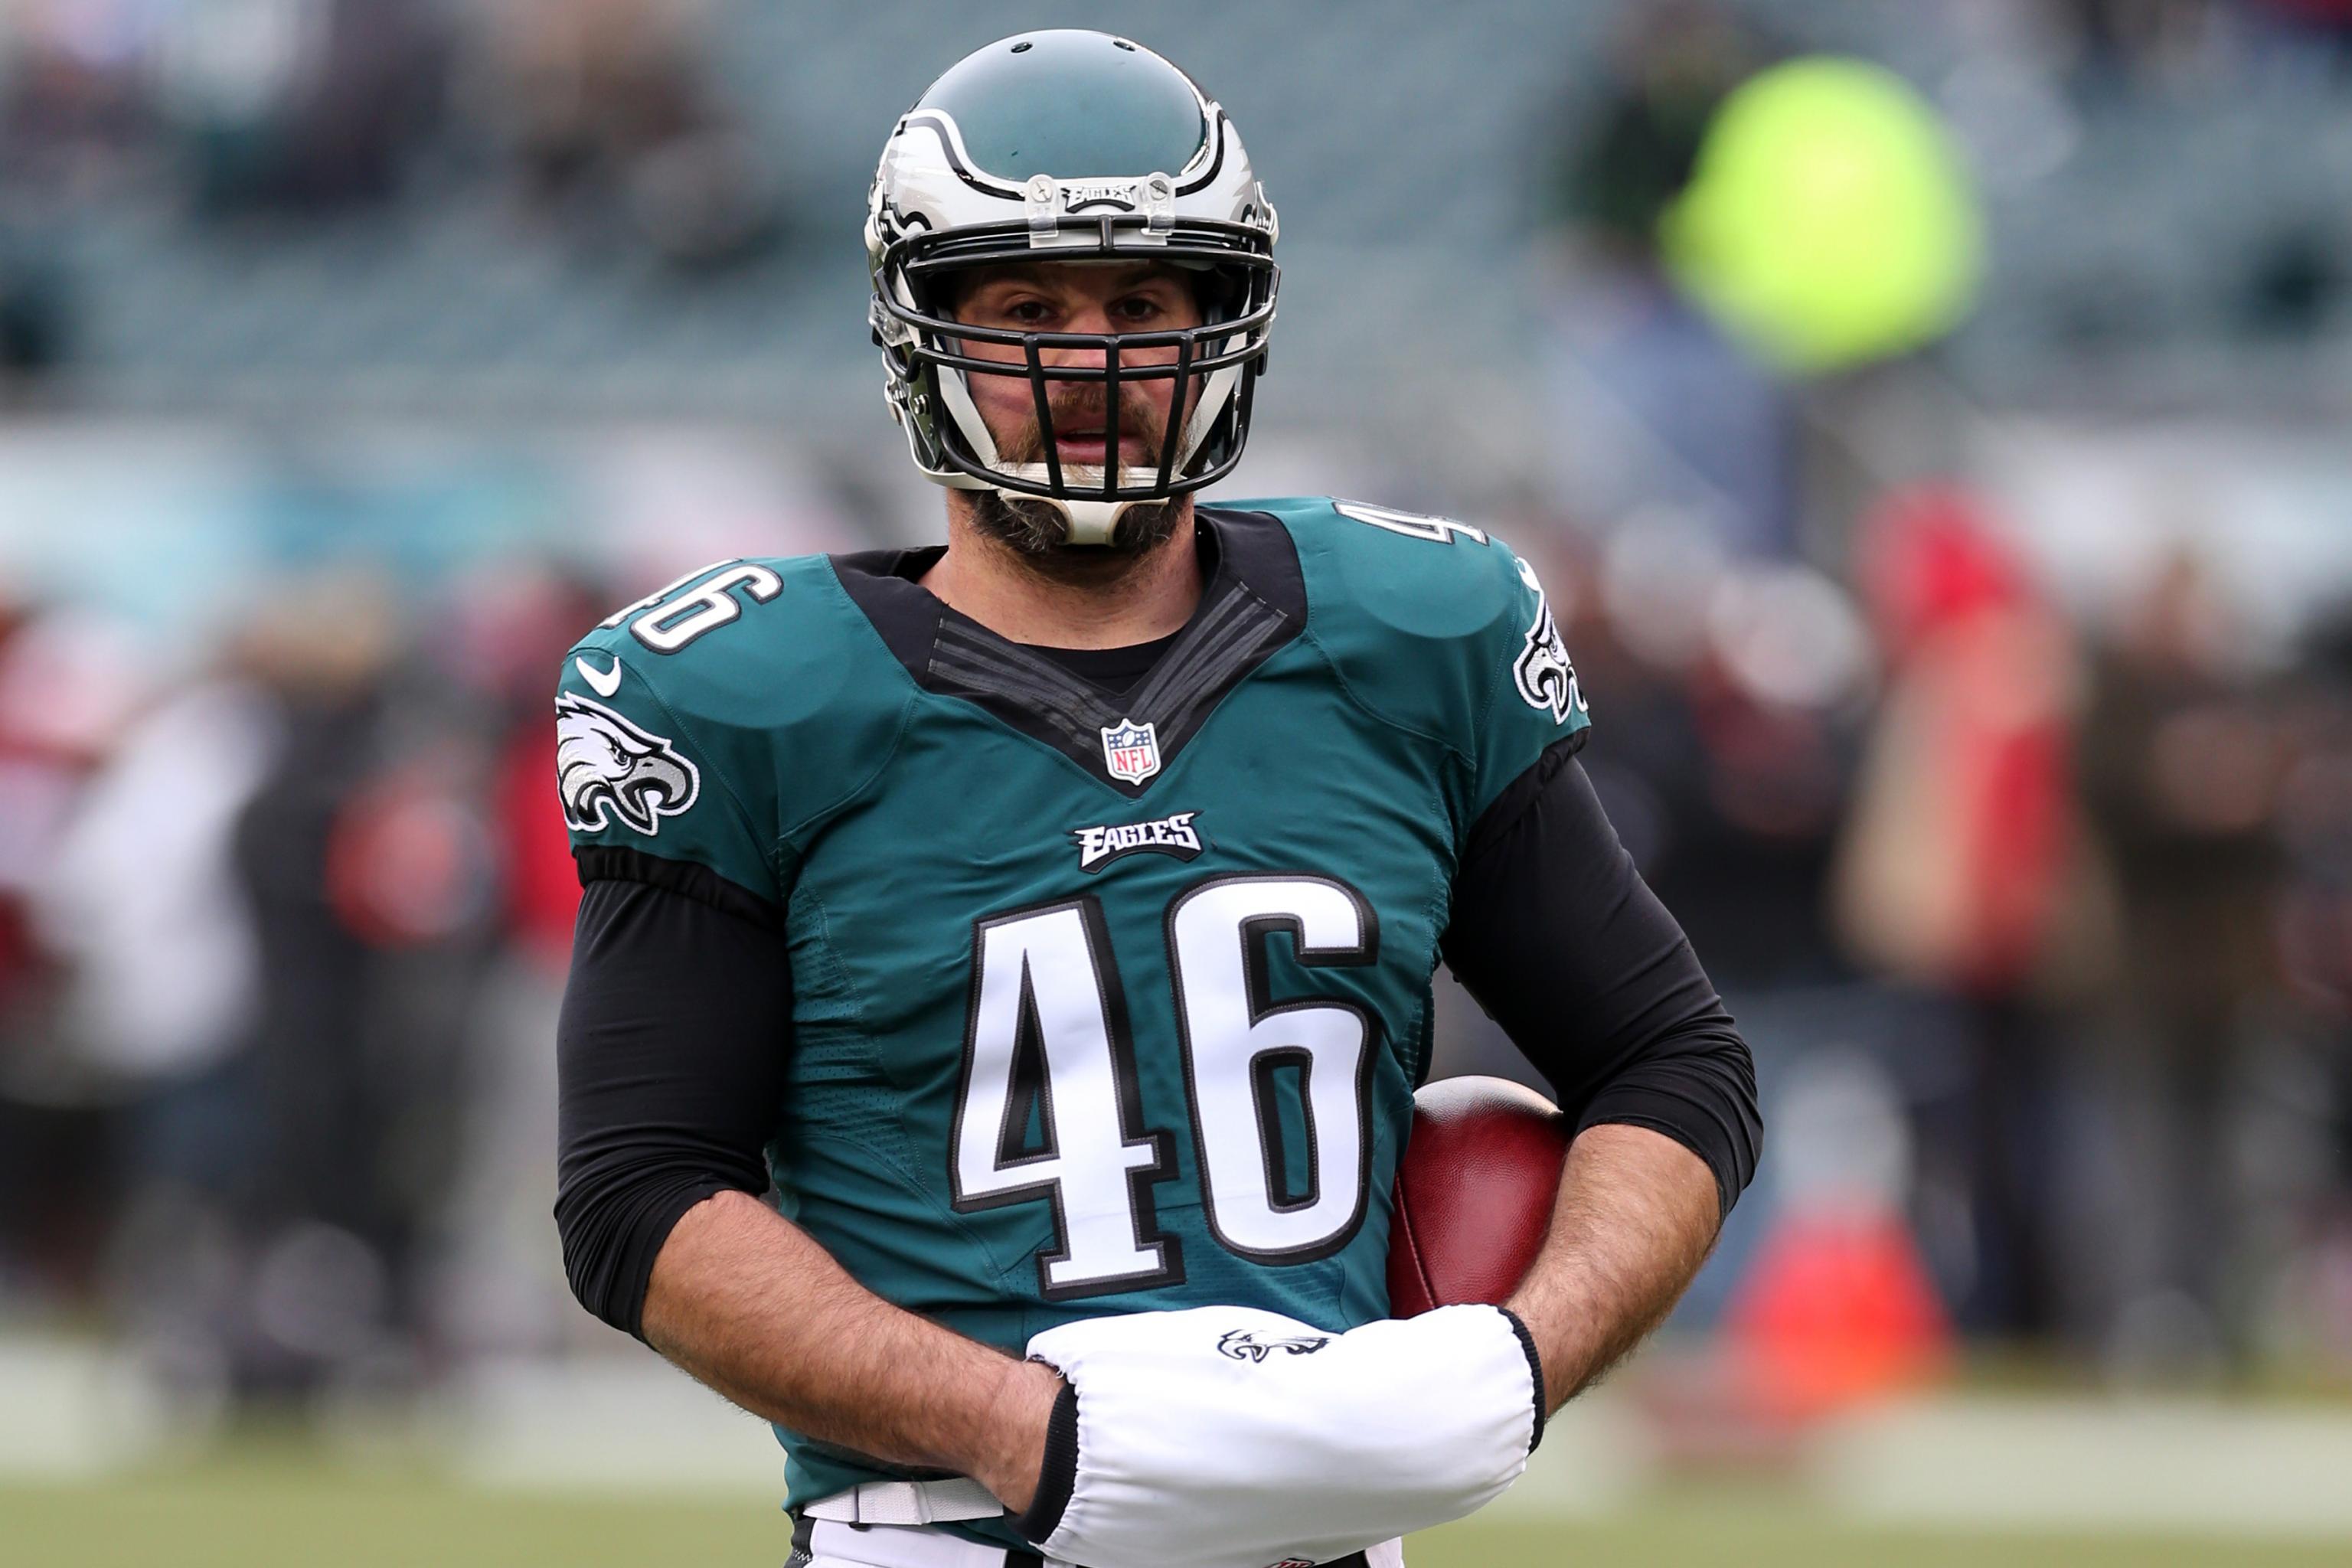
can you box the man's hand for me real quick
[965,1356,1065,1514]
[1017,1303,1539,1568]
[629,1128,1717,1546]
[1504,1122,1723,1410]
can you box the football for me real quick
[1387,1075,1570,1318]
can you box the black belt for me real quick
[786,1514,1371,1568]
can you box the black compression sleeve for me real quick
[1442,743,1762,1219]
[555,867,792,1340]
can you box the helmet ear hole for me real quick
[1194,271,1236,325]
[920,265,975,322]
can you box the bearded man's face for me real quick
[945,260,1203,563]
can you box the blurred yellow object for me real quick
[1661,57,1983,374]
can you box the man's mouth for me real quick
[1051,427,1152,467]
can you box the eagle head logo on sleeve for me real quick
[555,692,701,836]
[1511,558,1586,725]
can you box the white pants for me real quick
[796,1520,1406,1568]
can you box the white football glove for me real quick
[1014,1302,1544,1568]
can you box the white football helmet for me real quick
[865,31,1279,544]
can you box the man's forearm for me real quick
[1503,1123,1721,1410]
[641,1189,1060,1508]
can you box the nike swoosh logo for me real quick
[575,655,623,698]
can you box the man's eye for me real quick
[1005,299,1050,324]
[1116,298,1164,322]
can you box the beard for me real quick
[962,385,1189,570]
[965,489,1187,564]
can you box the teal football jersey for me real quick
[555,497,1589,1543]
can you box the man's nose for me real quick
[1037,308,1115,367]
[1037,316,1178,374]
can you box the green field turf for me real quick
[5,1447,2346,1568]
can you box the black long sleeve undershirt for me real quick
[1440,740,1761,1219]
[554,867,791,1338]
[555,742,1761,1338]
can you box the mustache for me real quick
[995,387,1172,466]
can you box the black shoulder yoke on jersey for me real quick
[828,507,1305,796]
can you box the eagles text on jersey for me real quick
[554,495,1589,1550]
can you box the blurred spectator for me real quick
[0,603,152,1298]
[1578,514,1867,988]
[2279,606,2352,1018]
[29,666,277,1404]
[1833,485,2093,1338]
[1550,2,1749,256]
[34,678,274,1089]
[152,0,450,214]
[0,603,151,1042]
[1537,4,1796,558]
[2272,603,2352,1374]
[462,0,778,269]
[440,559,602,970]
[1837,488,2089,997]
[2075,548,2289,1364]
[217,573,492,1394]
[0,595,48,1029]
[0,0,162,187]
[428,559,603,1357]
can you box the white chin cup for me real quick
[985,452,1170,546]
[1006,492,1132,547]
[1019,1303,1539,1568]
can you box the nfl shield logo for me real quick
[1099,718,1161,784]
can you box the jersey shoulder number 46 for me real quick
[1330,499,1584,726]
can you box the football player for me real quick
[554,31,1759,1568]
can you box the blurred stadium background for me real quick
[5,0,2352,1563]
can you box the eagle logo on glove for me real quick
[1216,1328,1331,1364]
[556,692,701,837]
